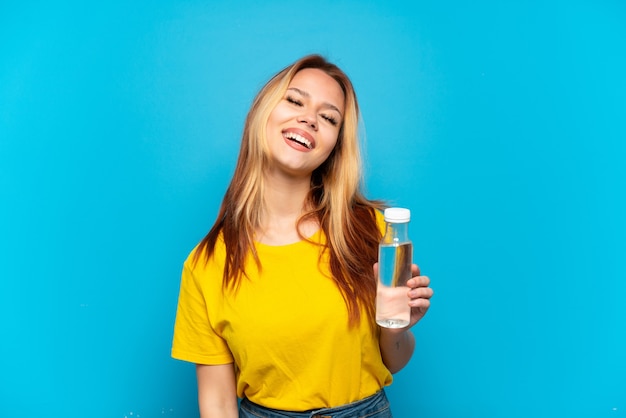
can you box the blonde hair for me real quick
[197,55,383,326]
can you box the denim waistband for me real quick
[239,389,392,418]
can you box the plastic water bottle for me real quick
[376,208,412,328]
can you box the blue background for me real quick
[1,1,625,417]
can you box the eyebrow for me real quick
[287,87,343,117]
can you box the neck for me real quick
[256,171,318,245]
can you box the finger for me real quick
[409,297,431,309]
[407,275,430,288]
[409,286,434,300]
[411,264,421,277]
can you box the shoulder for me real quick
[374,208,385,224]
[350,202,386,234]
[355,203,385,229]
[183,234,227,274]
[373,208,385,234]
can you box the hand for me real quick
[406,264,433,328]
[373,263,434,332]
[375,263,433,373]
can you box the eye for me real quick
[321,114,338,126]
[286,95,303,106]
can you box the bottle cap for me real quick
[384,207,411,223]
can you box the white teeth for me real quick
[284,132,312,149]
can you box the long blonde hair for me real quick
[196,55,383,326]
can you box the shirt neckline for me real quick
[254,228,323,249]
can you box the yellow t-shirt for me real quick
[171,227,392,411]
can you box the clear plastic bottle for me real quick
[376,207,412,328]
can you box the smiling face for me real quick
[265,68,345,179]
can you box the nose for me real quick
[297,112,317,130]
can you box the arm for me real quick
[379,327,416,374]
[377,263,433,374]
[196,363,238,418]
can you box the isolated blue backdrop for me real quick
[1,1,624,417]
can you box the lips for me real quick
[282,129,315,150]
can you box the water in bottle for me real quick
[376,208,412,328]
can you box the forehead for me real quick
[289,68,345,112]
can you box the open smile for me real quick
[283,130,315,150]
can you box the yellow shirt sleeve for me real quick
[171,248,234,365]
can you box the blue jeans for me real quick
[239,390,393,418]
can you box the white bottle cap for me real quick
[384,207,411,223]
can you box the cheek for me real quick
[319,133,339,161]
[266,107,287,139]
[268,103,293,123]
[325,130,340,150]
[266,110,280,130]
